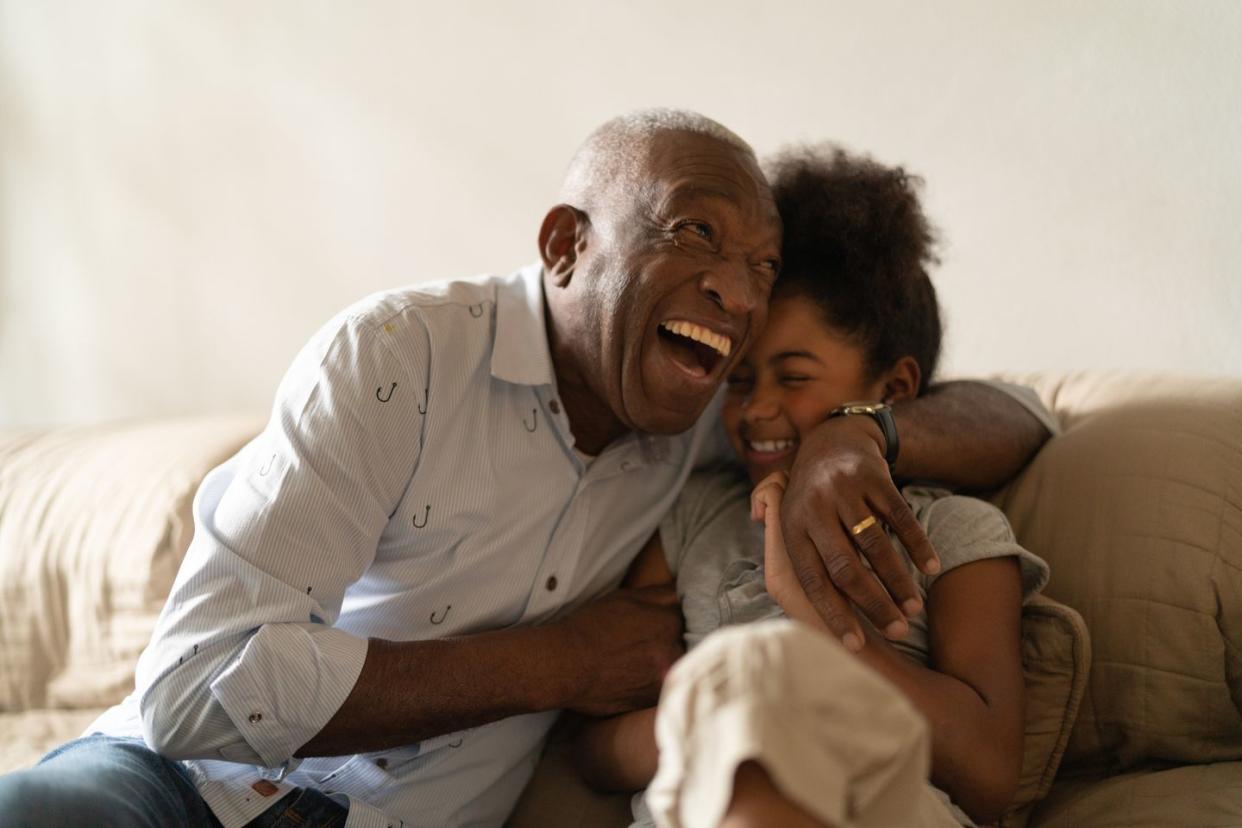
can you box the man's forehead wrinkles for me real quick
[641,145,779,241]
[665,159,755,181]
[660,183,747,205]
[657,172,768,208]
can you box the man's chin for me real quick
[631,342,725,434]
[625,391,713,436]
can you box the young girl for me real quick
[575,145,1050,827]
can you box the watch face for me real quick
[839,402,888,414]
[831,402,898,468]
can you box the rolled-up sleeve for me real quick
[982,379,1061,437]
[209,624,367,768]
[137,308,428,767]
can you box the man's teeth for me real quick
[749,439,796,453]
[661,320,732,358]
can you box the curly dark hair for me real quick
[766,144,942,393]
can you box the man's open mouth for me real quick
[657,320,733,378]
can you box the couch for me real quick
[2,373,1240,825]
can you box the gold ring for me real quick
[851,515,877,536]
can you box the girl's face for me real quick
[722,293,893,484]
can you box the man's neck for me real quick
[555,375,627,457]
[541,279,628,457]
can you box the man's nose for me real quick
[699,259,759,316]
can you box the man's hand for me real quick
[779,416,940,651]
[553,585,684,716]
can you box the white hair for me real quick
[559,108,757,211]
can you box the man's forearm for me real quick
[891,381,1052,490]
[296,624,576,758]
[295,582,683,758]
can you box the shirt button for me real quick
[549,399,561,414]
[375,757,388,769]
[248,712,263,724]
[545,575,558,591]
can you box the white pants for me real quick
[644,619,963,828]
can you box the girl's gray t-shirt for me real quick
[629,466,1050,828]
[659,467,1049,662]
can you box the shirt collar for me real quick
[490,262,556,387]
[489,261,688,468]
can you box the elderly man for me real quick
[0,110,1050,827]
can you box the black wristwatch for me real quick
[828,402,899,470]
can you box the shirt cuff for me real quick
[982,379,1062,437]
[210,623,369,769]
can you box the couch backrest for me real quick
[994,372,1242,773]
[0,416,262,712]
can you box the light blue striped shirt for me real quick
[89,263,726,828]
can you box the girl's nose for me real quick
[743,392,779,422]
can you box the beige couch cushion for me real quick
[995,373,1242,772]
[0,416,261,712]
[507,731,633,828]
[1001,594,1091,827]
[1029,762,1242,827]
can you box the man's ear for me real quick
[538,204,589,288]
[880,356,921,404]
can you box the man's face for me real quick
[572,132,783,436]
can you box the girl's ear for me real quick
[880,356,922,405]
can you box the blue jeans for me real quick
[0,735,348,828]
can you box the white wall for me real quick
[2,0,1239,427]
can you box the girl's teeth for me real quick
[750,439,795,453]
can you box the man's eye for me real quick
[676,221,714,242]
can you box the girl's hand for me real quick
[751,472,798,609]
[753,471,851,643]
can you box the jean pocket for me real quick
[247,787,347,828]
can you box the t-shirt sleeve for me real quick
[918,493,1050,600]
